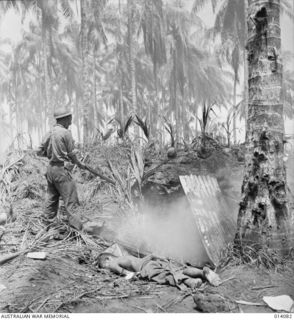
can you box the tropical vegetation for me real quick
[0,0,293,149]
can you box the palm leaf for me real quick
[192,0,219,13]
[163,116,175,147]
[60,0,74,19]
[141,0,166,71]
[134,115,149,139]
[123,115,133,135]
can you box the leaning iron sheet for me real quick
[180,175,236,266]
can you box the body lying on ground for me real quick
[96,252,220,290]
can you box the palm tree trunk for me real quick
[195,104,198,137]
[117,0,124,129]
[119,85,124,124]
[127,0,137,116]
[172,52,179,144]
[152,65,158,140]
[41,10,52,126]
[182,94,190,142]
[226,123,231,147]
[43,40,51,125]
[39,8,52,129]
[235,0,294,258]
[175,101,179,144]
[244,0,249,132]
[93,51,97,132]
[37,42,44,136]
[232,77,237,144]
[183,111,189,142]
[14,72,19,134]
[148,100,151,136]
[81,0,90,145]
[38,72,43,137]
[161,85,165,147]
[9,102,13,139]
[181,97,186,142]
[75,95,81,143]
[75,0,80,16]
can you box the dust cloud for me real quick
[115,196,210,267]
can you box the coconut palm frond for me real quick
[163,116,175,147]
[60,0,74,19]
[281,0,294,22]
[141,0,166,72]
[134,114,149,140]
[192,0,210,13]
[124,115,133,135]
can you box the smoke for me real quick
[114,196,210,267]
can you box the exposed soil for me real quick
[1,244,293,313]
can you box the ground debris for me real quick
[0,284,6,292]
[193,292,239,313]
[0,212,7,225]
[263,295,294,313]
[27,252,48,260]
[235,299,265,306]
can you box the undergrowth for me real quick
[218,242,290,271]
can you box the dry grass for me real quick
[0,151,25,206]
[0,194,121,313]
[0,145,146,313]
[218,241,290,272]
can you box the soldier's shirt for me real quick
[37,124,75,164]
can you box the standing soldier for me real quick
[36,108,86,230]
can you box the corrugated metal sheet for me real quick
[180,175,236,266]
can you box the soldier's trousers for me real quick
[44,163,79,220]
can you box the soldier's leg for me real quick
[44,175,60,221]
[54,168,82,230]
[57,173,79,212]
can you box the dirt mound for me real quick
[141,148,239,206]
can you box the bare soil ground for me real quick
[1,236,293,313]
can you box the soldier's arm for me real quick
[36,132,50,157]
[65,132,86,169]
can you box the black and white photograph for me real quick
[0,0,294,316]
